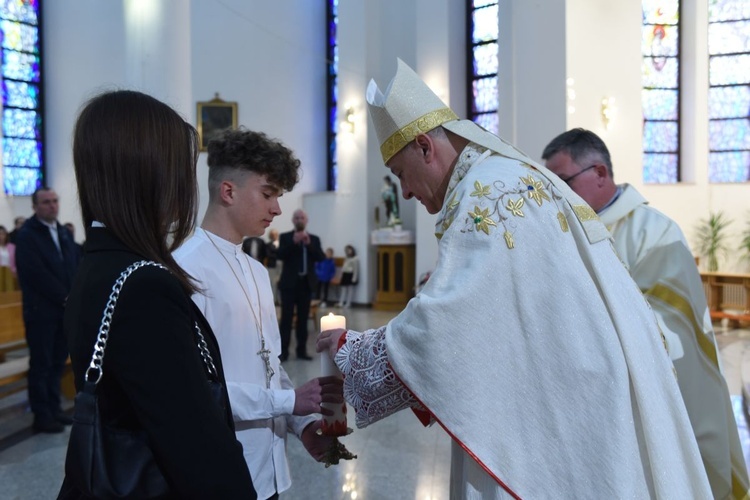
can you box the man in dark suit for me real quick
[277,209,324,361]
[15,187,81,433]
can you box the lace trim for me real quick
[335,327,419,428]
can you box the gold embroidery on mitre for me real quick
[380,108,459,163]
[557,212,569,232]
[503,231,514,249]
[572,204,598,222]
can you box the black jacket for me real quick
[15,216,81,321]
[277,230,325,291]
[61,228,255,499]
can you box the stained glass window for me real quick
[468,0,498,134]
[708,0,750,183]
[642,0,680,184]
[326,0,338,191]
[1,0,43,196]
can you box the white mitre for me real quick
[365,58,532,165]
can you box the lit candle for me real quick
[320,313,348,436]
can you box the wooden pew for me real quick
[0,294,25,362]
[700,272,750,327]
[0,291,75,400]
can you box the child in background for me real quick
[337,245,358,308]
[315,247,336,308]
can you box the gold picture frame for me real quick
[196,93,238,152]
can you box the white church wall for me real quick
[190,0,326,233]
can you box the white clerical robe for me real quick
[334,143,711,499]
[599,184,749,499]
[174,229,315,500]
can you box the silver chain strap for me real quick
[193,322,217,378]
[84,260,217,384]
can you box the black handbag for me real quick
[64,261,225,499]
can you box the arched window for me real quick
[468,0,498,134]
[641,0,681,184]
[708,0,749,183]
[326,0,338,191]
[1,0,43,196]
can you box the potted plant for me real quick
[741,216,750,266]
[694,211,732,272]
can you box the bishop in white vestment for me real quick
[318,59,713,499]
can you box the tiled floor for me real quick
[0,309,748,499]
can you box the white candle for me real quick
[320,313,347,436]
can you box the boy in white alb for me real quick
[174,128,343,500]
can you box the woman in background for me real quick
[58,90,255,499]
[336,245,359,308]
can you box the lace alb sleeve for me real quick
[334,326,420,428]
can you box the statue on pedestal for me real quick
[381,175,400,227]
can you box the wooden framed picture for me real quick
[196,93,238,152]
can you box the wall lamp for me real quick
[342,106,356,134]
[601,97,617,129]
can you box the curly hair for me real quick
[207,128,300,194]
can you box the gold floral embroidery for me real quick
[470,180,492,198]
[447,193,460,210]
[504,231,514,249]
[520,175,550,207]
[468,206,497,235]
[572,204,598,222]
[506,198,525,217]
[557,212,569,232]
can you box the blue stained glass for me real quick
[472,4,498,44]
[473,113,498,135]
[709,152,750,182]
[472,77,498,113]
[3,137,40,167]
[643,153,678,183]
[3,108,37,138]
[643,121,678,152]
[709,86,750,118]
[0,0,38,25]
[2,49,39,81]
[642,57,678,88]
[642,89,678,120]
[708,0,750,23]
[710,54,750,86]
[2,80,37,108]
[1,20,37,53]
[709,119,750,150]
[3,166,41,195]
[709,20,750,55]
[642,0,680,184]
[473,42,498,76]
[326,0,338,191]
[642,24,679,56]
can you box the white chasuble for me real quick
[336,144,711,499]
[599,184,749,499]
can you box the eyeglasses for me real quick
[560,165,597,185]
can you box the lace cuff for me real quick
[335,326,419,428]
